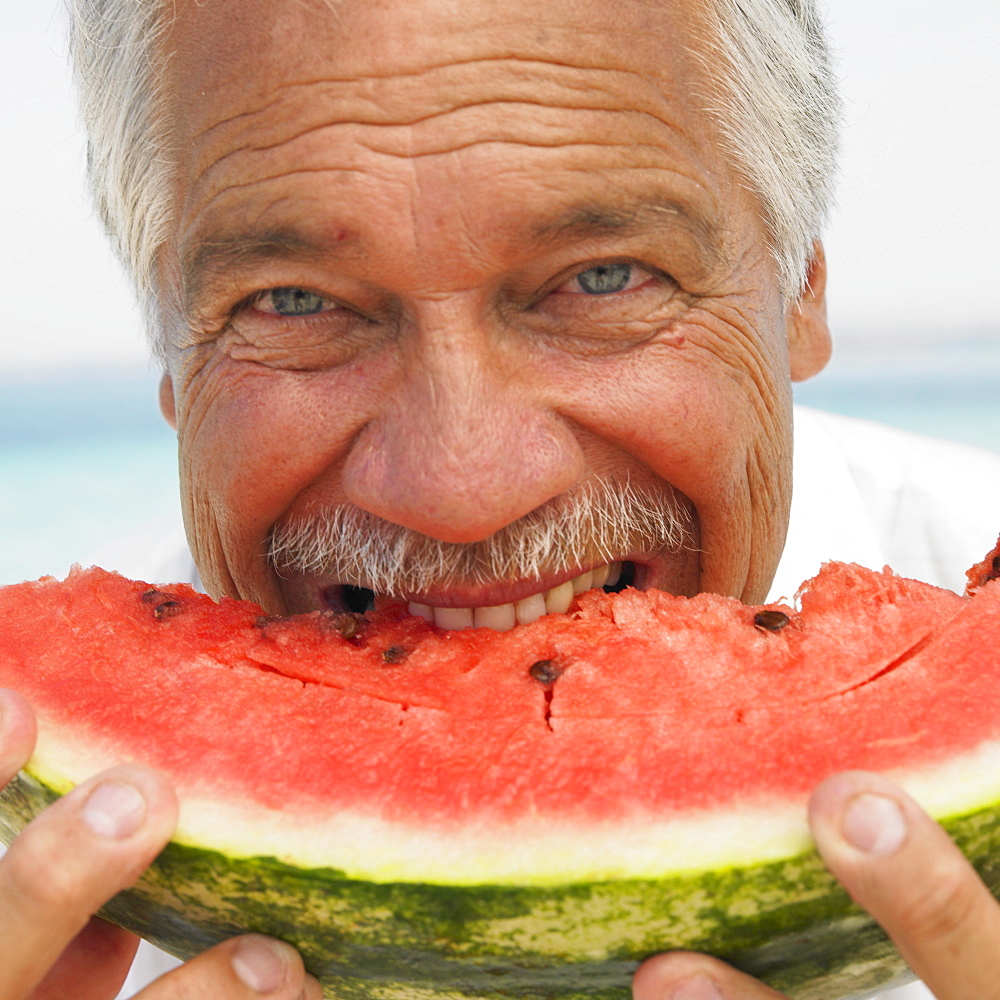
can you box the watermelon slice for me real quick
[2,551,1000,1000]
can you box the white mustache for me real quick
[267,478,694,597]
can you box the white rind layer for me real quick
[25,720,1000,885]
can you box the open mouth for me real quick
[327,561,639,631]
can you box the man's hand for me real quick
[0,689,322,1000]
[633,770,1000,1000]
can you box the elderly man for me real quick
[3,0,1000,998]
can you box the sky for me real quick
[1,0,997,375]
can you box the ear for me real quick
[159,373,177,430]
[787,241,832,382]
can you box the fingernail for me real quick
[671,975,724,1000]
[842,793,907,855]
[232,936,291,994]
[81,781,147,839]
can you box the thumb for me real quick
[809,770,1000,1000]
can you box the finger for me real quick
[134,935,323,1000]
[2,691,139,999]
[810,770,1000,1000]
[633,951,788,1000]
[0,762,178,1000]
[29,917,139,1000]
[0,689,38,783]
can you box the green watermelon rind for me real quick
[13,766,998,1000]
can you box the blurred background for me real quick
[1,0,998,585]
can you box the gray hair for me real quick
[698,0,840,297]
[67,0,173,358]
[66,0,840,356]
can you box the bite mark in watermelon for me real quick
[2,550,1000,1000]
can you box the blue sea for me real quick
[2,336,999,586]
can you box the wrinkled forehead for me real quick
[156,0,751,307]
[162,0,718,147]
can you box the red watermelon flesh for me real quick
[966,534,1000,594]
[0,559,996,859]
[3,553,1000,1000]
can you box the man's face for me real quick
[157,0,830,621]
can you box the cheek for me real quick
[554,319,794,600]
[172,356,381,604]
[564,335,790,490]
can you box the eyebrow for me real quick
[181,194,723,309]
[528,196,724,270]
[181,230,340,313]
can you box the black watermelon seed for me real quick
[153,600,183,620]
[992,554,1000,577]
[382,646,407,664]
[753,609,791,632]
[529,659,564,685]
[141,588,174,604]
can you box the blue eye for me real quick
[575,264,633,295]
[265,287,327,316]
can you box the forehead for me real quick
[165,0,712,105]
[163,0,724,175]
[161,0,743,293]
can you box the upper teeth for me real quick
[408,562,623,632]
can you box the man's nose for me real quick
[339,322,585,544]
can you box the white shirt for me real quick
[771,407,1000,602]
[87,407,1000,997]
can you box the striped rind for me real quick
[14,763,1000,999]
